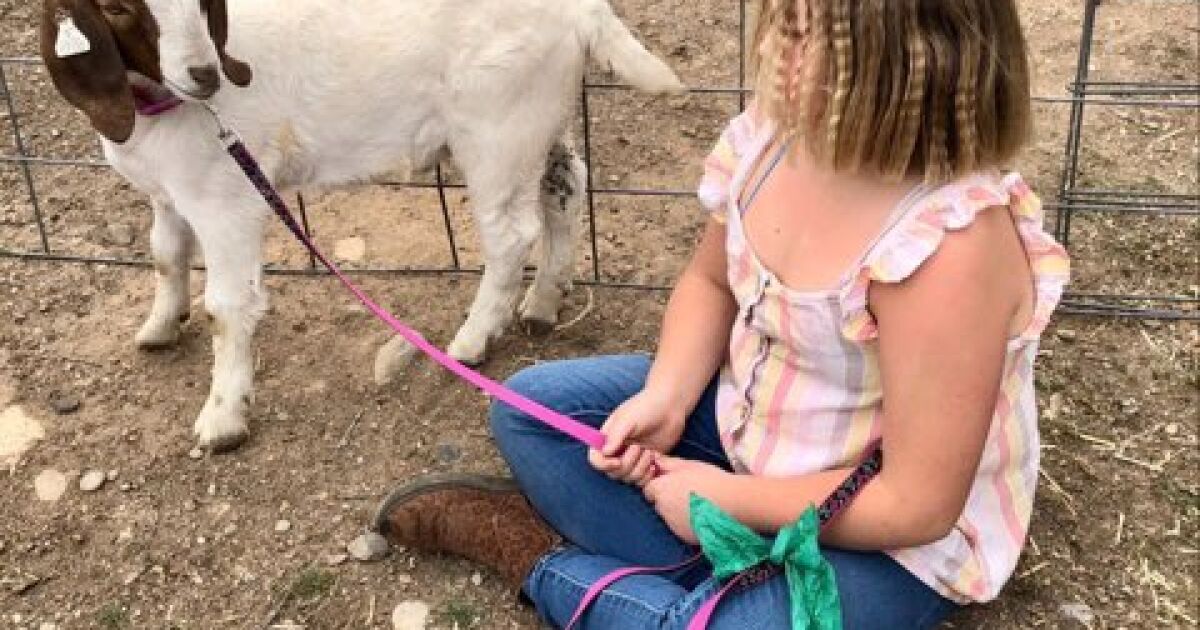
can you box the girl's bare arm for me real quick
[705,209,1027,548]
[644,217,740,410]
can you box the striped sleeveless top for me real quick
[697,111,1070,603]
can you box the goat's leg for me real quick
[136,199,196,348]
[448,172,544,365]
[520,140,585,333]
[187,205,268,451]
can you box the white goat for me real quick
[39,0,682,450]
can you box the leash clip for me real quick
[200,101,241,148]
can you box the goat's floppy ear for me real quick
[204,0,252,87]
[39,0,135,143]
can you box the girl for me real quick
[374,0,1069,627]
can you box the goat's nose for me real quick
[187,64,220,97]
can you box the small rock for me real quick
[106,223,136,247]
[106,469,119,481]
[470,572,483,586]
[49,394,81,415]
[374,337,420,386]
[79,470,106,492]
[434,439,463,465]
[391,601,431,630]
[334,237,367,263]
[347,532,390,562]
[1055,329,1077,342]
[274,520,292,533]
[188,447,204,460]
[1059,602,1094,626]
[0,405,45,468]
[325,553,348,566]
[1165,423,1180,436]
[40,623,59,630]
[34,469,68,502]
[122,566,146,585]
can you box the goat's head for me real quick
[40,0,252,143]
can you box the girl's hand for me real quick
[642,456,734,544]
[588,387,686,485]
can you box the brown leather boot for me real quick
[371,474,560,588]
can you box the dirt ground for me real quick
[1,1,1197,629]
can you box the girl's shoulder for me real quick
[838,171,1071,343]
[697,108,770,217]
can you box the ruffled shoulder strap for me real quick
[697,108,764,219]
[838,172,1070,342]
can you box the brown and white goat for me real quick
[39,0,682,450]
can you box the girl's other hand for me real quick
[588,387,686,485]
[642,456,733,544]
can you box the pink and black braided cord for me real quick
[225,139,310,241]
[732,441,884,591]
[817,442,884,527]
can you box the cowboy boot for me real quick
[371,474,560,588]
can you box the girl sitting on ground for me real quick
[374,0,1069,627]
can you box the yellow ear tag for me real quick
[55,17,92,58]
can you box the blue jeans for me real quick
[489,355,959,629]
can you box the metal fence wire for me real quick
[1,0,1197,319]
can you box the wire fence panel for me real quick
[1049,0,1198,320]
[1,0,1196,318]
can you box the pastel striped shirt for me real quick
[697,112,1071,604]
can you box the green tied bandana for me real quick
[689,494,842,630]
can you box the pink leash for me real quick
[210,123,607,453]
[194,107,881,629]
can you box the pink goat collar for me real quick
[132,85,183,116]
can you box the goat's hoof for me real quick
[135,320,182,350]
[447,336,488,368]
[521,317,556,337]
[198,430,248,453]
[194,404,249,452]
[374,336,420,386]
[519,285,567,335]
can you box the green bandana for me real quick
[689,494,842,630]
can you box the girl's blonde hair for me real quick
[751,0,1032,183]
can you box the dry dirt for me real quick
[1,1,1198,629]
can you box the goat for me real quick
[39,0,682,451]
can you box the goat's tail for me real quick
[580,0,684,95]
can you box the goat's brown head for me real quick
[40,0,252,143]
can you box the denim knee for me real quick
[488,362,559,445]
[489,355,651,456]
